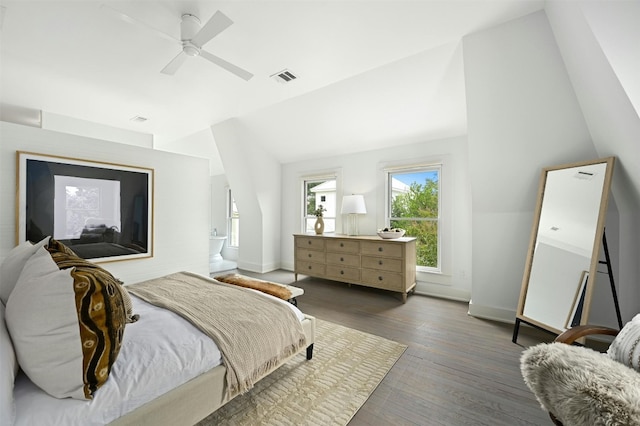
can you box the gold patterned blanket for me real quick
[127,271,306,401]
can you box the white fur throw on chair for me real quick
[521,342,640,426]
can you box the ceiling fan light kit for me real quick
[105,6,253,81]
[180,14,201,41]
[161,11,253,80]
[182,42,200,57]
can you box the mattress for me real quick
[14,292,306,426]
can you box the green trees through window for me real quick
[389,168,440,269]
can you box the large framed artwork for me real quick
[17,151,154,263]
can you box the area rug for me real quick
[196,319,407,426]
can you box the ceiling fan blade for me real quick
[100,3,178,43]
[191,10,233,47]
[199,50,253,81]
[161,51,188,75]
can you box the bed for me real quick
[1,238,316,426]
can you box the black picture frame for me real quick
[17,151,154,262]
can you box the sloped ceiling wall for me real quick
[464,10,601,321]
[545,0,640,321]
[228,41,467,165]
[210,1,639,322]
[466,2,639,325]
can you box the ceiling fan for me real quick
[103,5,253,81]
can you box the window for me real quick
[303,177,336,233]
[228,189,239,247]
[387,165,441,271]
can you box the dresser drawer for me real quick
[326,252,360,268]
[296,248,326,263]
[296,260,326,276]
[326,239,360,254]
[361,269,403,291]
[293,234,416,303]
[296,237,326,251]
[326,265,360,282]
[361,241,403,258]
[361,256,403,273]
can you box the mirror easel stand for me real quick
[599,229,623,330]
[512,229,622,344]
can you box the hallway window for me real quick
[228,189,239,247]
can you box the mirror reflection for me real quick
[523,162,607,331]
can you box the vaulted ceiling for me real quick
[0,0,544,151]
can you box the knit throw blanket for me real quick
[128,271,307,401]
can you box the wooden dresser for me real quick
[293,234,417,302]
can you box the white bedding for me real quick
[13,291,304,426]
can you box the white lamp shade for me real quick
[341,195,367,214]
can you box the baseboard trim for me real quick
[467,300,516,324]
[414,283,470,302]
[236,261,281,274]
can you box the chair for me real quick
[521,323,640,426]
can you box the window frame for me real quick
[301,174,338,234]
[385,162,443,273]
[227,188,239,248]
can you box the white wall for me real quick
[0,121,211,285]
[545,0,640,324]
[211,119,282,273]
[155,127,225,176]
[41,112,153,149]
[463,10,597,322]
[281,135,472,300]
[463,9,633,326]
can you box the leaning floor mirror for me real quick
[513,157,616,343]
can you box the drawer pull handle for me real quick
[308,254,312,258]
[340,243,344,247]
[340,270,344,275]
[308,241,311,245]
[378,276,383,281]
[340,257,344,262]
[378,247,383,252]
[308,266,312,270]
[378,260,383,265]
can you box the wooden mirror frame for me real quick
[513,157,615,342]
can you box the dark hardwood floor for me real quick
[214,269,556,426]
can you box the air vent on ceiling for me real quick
[130,115,149,123]
[271,69,298,84]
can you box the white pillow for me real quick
[5,247,85,399]
[0,237,50,305]
[1,303,18,426]
[608,313,640,371]
[5,240,128,401]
